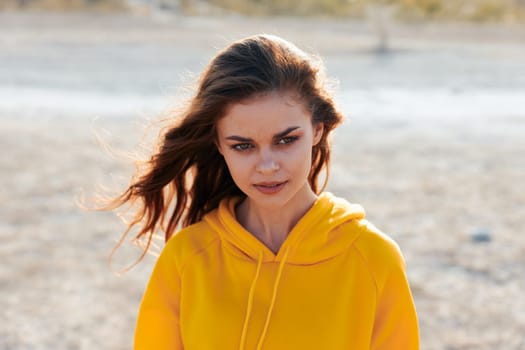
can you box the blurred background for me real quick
[1,1,524,349]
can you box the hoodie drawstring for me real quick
[239,246,291,350]
[239,250,263,350]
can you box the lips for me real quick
[253,181,288,194]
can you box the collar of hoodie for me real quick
[204,192,366,265]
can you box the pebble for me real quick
[470,228,492,243]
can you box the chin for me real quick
[247,184,303,209]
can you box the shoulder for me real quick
[159,219,220,272]
[350,219,406,286]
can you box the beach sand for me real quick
[1,11,524,349]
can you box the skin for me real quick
[216,91,323,254]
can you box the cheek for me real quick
[288,143,312,163]
[222,153,252,180]
[286,143,313,173]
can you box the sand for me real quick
[1,10,525,349]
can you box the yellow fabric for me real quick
[134,192,420,349]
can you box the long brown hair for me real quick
[102,34,344,265]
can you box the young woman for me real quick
[106,34,419,349]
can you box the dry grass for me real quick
[196,0,525,23]
[2,0,525,23]
[397,0,525,23]
[0,0,128,12]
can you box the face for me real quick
[216,91,323,210]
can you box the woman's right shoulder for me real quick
[160,219,220,270]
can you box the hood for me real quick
[203,192,365,350]
[203,191,366,265]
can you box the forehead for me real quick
[217,92,311,136]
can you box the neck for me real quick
[236,187,318,254]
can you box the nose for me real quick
[255,148,279,174]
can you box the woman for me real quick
[106,34,419,349]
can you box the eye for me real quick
[231,143,253,151]
[277,136,298,145]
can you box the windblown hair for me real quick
[103,34,344,264]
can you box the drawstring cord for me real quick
[255,246,290,350]
[239,246,291,350]
[239,250,263,350]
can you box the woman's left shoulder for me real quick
[349,219,406,270]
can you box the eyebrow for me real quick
[225,126,301,142]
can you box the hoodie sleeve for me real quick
[369,240,420,349]
[354,223,420,350]
[134,241,183,350]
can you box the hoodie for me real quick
[134,192,419,349]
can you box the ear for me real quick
[312,122,324,146]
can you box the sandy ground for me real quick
[1,11,525,349]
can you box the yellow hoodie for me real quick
[134,192,419,349]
